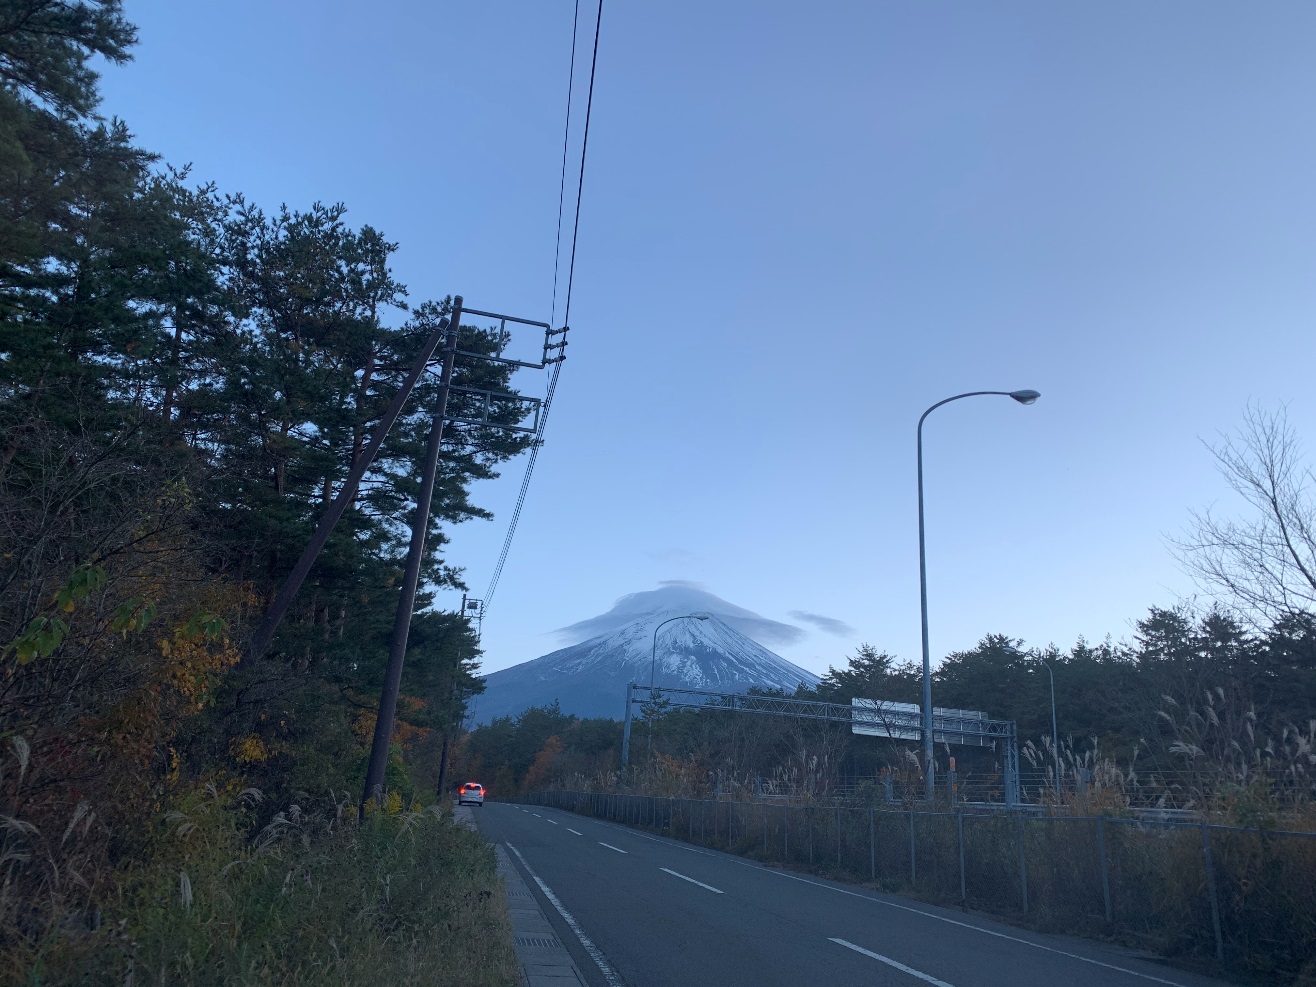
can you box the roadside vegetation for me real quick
[19,784,518,986]
[2,3,520,982]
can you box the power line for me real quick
[484,0,603,610]
[550,0,581,331]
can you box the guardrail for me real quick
[520,790,1316,983]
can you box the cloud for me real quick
[554,582,806,648]
[788,610,855,637]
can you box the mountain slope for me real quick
[472,610,820,724]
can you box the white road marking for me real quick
[598,842,628,854]
[532,813,541,817]
[505,842,622,987]
[830,938,956,987]
[530,805,1201,987]
[765,870,1194,986]
[660,867,724,894]
[575,814,716,856]
[545,819,559,825]
[568,828,583,835]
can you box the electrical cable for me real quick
[483,0,602,610]
[550,0,580,332]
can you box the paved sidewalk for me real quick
[454,804,587,987]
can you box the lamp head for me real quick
[1009,389,1041,406]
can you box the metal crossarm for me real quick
[458,307,567,370]
[446,386,542,434]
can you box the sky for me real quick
[99,1,1316,678]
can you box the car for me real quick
[457,782,485,807]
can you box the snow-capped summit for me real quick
[471,603,820,724]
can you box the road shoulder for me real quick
[454,804,588,987]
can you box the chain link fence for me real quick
[519,790,1316,984]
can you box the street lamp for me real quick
[646,613,710,761]
[1040,658,1061,802]
[917,389,1040,801]
[649,613,711,692]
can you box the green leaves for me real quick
[52,564,106,612]
[10,615,69,664]
[109,595,158,636]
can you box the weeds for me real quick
[7,781,519,986]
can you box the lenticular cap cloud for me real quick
[555,580,805,648]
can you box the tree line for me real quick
[2,1,515,970]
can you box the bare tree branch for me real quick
[1174,404,1316,624]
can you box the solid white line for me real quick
[660,867,724,894]
[505,842,623,987]
[830,938,956,987]
[764,870,1193,986]
[568,828,583,836]
[598,842,628,854]
[545,818,559,825]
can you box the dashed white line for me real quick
[505,842,622,987]
[765,870,1193,986]
[598,842,628,854]
[660,867,724,894]
[545,818,559,825]
[532,813,541,817]
[547,807,1196,987]
[830,939,955,986]
[568,828,583,835]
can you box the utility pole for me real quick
[362,298,463,812]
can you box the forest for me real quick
[1,3,519,981]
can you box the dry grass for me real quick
[9,784,520,987]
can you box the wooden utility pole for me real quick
[361,298,463,812]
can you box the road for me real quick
[474,800,1236,987]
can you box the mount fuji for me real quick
[471,591,821,724]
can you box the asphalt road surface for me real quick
[475,801,1236,987]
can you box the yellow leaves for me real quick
[361,791,406,817]
[351,710,377,747]
[232,735,270,765]
[156,615,241,711]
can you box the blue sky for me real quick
[101,2,1316,677]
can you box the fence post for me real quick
[836,807,842,866]
[784,805,789,861]
[909,808,917,885]
[1016,814,1029,913]
[808,808,814,866]
[1201,822,1225,963]
[869,808,876,880]
[1097,816,1112,924]
[764,804,769,854]
[957,812,967,910]
[728,800,734,848]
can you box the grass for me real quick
[24,788,521,987]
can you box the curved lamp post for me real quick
[918,389,1039,801]
[649,613,711,692]
[646,613,710,761]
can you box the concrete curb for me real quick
[454,804,587,987]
